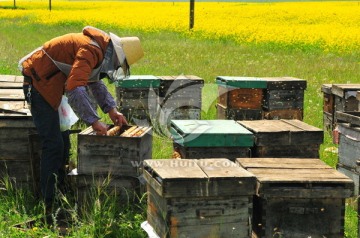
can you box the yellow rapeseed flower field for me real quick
[0,1,359,52]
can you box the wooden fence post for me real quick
[189,0,195,30]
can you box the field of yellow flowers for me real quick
[0,1,359,52]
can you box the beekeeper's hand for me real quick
[92,120,108,136]
[108,108,128,127]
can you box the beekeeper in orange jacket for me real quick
[19,26,144,210]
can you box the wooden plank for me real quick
[0,82,23,89]
[336,111,360,127]
[197,158,254,178]
[331,84,360,98]
[238,120,297,133]
[237,158,353,184]
[196,158,256,196]
[237,158,328,169]
[145,159,256,197]
[237,120,323,146]
[0,75,24,83]
[0,101,26,110]
[144,159,206,180]
[0,89,24,100]
[0,75,17,82]
[282,119,323,132]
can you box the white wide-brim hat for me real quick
[109,33,144,66]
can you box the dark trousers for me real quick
[23,84,70,206]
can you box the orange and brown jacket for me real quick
[21,27,110,110]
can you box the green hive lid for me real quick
[216,76,267,89]
[115,75,160,88]
[170,119,254,147]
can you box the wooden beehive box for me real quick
[262,77,306,120]
[77,125,152,177]
[115,75,160,124]
[170,120,254,160]
[158,75,204,103]
[236,158,354,238]
[143,158,256,238]
[0,75,37,187]
[237,119,323,158]
[216,76,266,120]
[335,111,360,196]
[332,84,360,113]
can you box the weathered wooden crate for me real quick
[158,75,204,98]
[0,115,36,160]
[335,112,360,173]
[237,119,323,158]
[357,91,360,111]
[216,76,266,112]
[0,77,38,189]
[77,125,152,177]
[115,75,160,124]
[217,103,263,120]
[262,77,306,111]
[236,158,354,238]
[216,76,306,120]
[170,120,253,160]
[332,84,360,112]
[143,158,256,238]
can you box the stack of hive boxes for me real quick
[0,75,39,192]
[216,76,306,121]
[143,158,256,238]
[76,124,153,206]
[236,157,353,237]
[115,75,204,128]
[237,119,324,158]
[320,84,360,238]
[115,75,160,126]
[321,83,360,136]
[157,75,204,126]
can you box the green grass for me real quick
[1,19,360,237]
